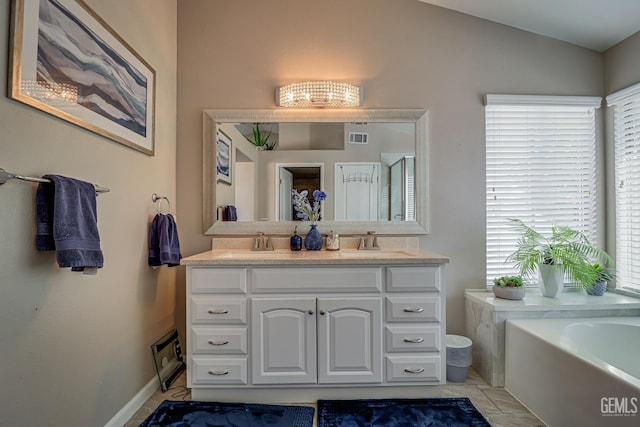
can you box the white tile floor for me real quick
[125,369,546,426]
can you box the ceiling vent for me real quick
[348,132,369,144]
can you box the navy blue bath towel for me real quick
[36,175,104,271]
[149,213,182,267]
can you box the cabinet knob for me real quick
[319,310,326,315]
[403,337,424,343]
[308,309,314,315]
[404,367,425,374]
[208,340,229,346]
[403,307,424,313]
[208,309,229,314]
[208,370,229,376]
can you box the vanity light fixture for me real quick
[276,81,362,107]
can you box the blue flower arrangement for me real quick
[291,189,327,224]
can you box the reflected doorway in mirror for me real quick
[335,162,380,221]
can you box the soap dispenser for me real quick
[290,226,302,251]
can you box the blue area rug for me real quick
[318,397,490,427]
[139,400,315,427]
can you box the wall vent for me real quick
[348,132,369,144]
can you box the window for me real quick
[607,83,640,291]
[485,95,601,285]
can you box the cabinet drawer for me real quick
[251,267,382,293]
[385,297,440,323]
[191,357,248,385]
[385,326,440,352]
[385,355,441,382]
[192,327,247,354]
[386,266,440,292]
[191,298,247,324]
[191,267,247,294]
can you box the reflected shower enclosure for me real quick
[389,155,415,221]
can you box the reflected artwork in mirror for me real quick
[202,109,429,236]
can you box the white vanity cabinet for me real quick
[183,253,447,402]
[251,296,382,385]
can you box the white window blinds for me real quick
[607,83,640,291]
[485,95,601,285]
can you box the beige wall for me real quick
[604,31,640,94]
[0,0,177,425]
[177,0,603,335]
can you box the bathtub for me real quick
[505,317,640,427]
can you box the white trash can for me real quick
[446,334,472,383]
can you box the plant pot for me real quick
[538,264,564,298]
[586,280,607,296]
[492,285,525,300]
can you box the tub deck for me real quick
[506,317,640,427]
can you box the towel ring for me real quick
[152,193,171,214]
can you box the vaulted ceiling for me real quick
[417,0,640,52]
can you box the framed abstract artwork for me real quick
[8,0,156,155]
[216,129,232,185]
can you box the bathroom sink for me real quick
[339,251,411,258]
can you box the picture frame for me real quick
[216,129,232,185]
[8,0,156,155]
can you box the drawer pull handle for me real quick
[403,307,424,313]
[403,337,424,343]
[208,309,229,314]
[404,367,425,374]
[208,340,229,346]
[208,370,229,376]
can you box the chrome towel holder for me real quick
[0,167,110,194]
[152,193,171,214]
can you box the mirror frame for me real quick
[203,109,429,235]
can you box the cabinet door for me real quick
[251,298,317,385]
[317,298,382,384]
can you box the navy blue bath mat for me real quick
[318,397,490,427]
[139,400,315,427]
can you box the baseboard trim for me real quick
[104,376,158,427]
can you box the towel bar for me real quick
[0,168,110,194]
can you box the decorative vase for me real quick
[304,224,323,251]
[492,285,525,300]
[537,264,564,298]
[586,280,607,296]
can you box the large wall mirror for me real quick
[203,109,429,235]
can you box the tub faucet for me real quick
[358,231,380,250]
[252,232,274,251]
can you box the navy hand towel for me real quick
[224,205,237,221]
[149,213,182,267]
[36,175,104,271]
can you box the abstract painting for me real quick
[9,0,155,155]
[216,130,232,184]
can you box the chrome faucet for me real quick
[252,232,274,251]
[358,231,380,250]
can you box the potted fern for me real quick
[492,275,524,300]
[506,219,613,298]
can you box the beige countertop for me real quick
[181,248,450,266]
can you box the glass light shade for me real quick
[276,81,361,107]
[21,80,78,104]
